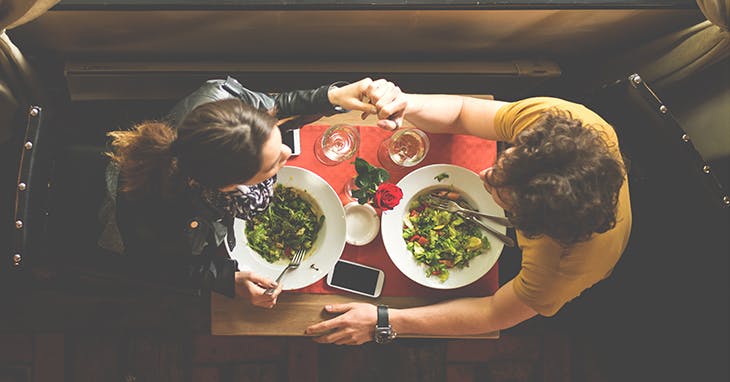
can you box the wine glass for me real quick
[314,124,360,166]
[376,128,430,170]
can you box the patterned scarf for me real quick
[195,174,277,250]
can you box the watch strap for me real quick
[377,305,389,328]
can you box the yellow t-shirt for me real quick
[494,97,632,316]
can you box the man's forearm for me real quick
[390,296,498,336]
[403,93,507,141]
[403,94,466,134]
[388,280,538,336]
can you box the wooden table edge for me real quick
[211,292,499,339]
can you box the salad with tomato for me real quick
[403,190,490,281]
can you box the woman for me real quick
[99,77,383,308]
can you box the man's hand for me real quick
[363,79,407,131]
[304,303,378,345]
[234,271,281,309]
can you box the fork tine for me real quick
[425,195,446,206]
[426,196,451,209]
[293,249,305,265]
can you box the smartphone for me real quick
[326,259,385,298]
[280,127,301,157]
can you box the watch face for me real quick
[375,326,393,344]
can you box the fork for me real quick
[264,249,306,295]
[426,195,513,227]
[462,215,516,248]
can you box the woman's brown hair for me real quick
[107,98,277,196]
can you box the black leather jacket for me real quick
[100,77,344,296]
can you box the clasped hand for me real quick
[328,78,407,131]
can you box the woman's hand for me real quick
[304,302,378,345]
[234,271,281,308]
[328,78,407,130]
[328,78,377,115]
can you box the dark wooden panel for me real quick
[447,336,541,363]
[122,335,189,382]
[318,345,367,382]
[484,360,536,382]
[446,365,476,382]
[193,337,284,364]
[232,363,279,382]
[0,336,32,363]
[319,341,447,382]
[67,335,120,382]
[543,334,571,382]
[0,367,31,382]
[57,0,698,9]
[191,367,219,382]
[393,341,446,382]
[12,10,701,63]
[32,335,64,382]
[286,339,317,382]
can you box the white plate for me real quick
[381,164,506,289]
[229,166,346,290]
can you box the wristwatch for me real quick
[374,305,397,344]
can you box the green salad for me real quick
[403,190,490,281]
[245,185,324,263]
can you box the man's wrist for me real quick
[387,307,403,335]
[374,304,397,344]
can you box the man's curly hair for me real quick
[486,110,626,245]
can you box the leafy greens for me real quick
[245,185,324,263]
[403,191,490,281]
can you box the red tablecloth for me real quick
[288,125,499,298]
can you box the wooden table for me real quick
[212,293,498,338]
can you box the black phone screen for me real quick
[330,261,379,295]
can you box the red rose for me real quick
[373,183,403,210]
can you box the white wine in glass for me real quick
[377,128,430,169]
[314,124,360,166]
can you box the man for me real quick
[305,81,631,344]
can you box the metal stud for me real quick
[29,107,39,117]
[15,220,23,229]
[13,254,22,265]
[723,196,730,206]
[631,75,642,85]
[702,165,711,174]
[24,141,33,150]
[189,220,199,229]
[659,105,667,114]
[681,134,690,142]
[18,182,26,191]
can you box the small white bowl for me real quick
[344,202,380,246]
